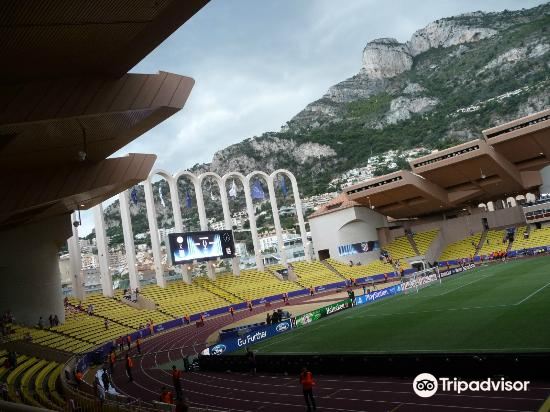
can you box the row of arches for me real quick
[84,169,309,297]
[478,193,536,211]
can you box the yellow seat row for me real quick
[511,226,550,250]
[141,280,229,317]
[413,229,440,255]
[291,261,344,288]
[439,233,481,261]
[211,270,300,301]
[52,311,133,345]
[477,230,507,256]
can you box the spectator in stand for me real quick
[136,337,141,355]
[172,365,183,400]
[125,353,134,382]
[349,260,353,267]
[74,369,83,388]
[53,314,59,326]
[229,307,234,318]
[94,375,105,404]
[48,314,54,328]
[38,316,44,329]
[300,367,317,412]
[160,387,173,405]
[101,367,110,392]
[104,319,109,330]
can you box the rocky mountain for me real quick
[102,3,550,242]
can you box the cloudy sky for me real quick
[80,0,546,235]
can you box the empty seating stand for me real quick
[439,233,481,262]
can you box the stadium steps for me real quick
[320,260,347,280]
[47,364,65,408]
[406,231,420,255]
[474,230,488,256]
[194,276,241,304]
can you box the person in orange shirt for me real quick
[309,286,314,296]
[74,369,83,388]
[159,386,173,404]
[300,367,316,411]
[109,349,116,374]
[229,307,234,318]
[172,365,183,400]
[125,353,134,382]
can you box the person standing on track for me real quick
[229,306,234,318]
[126,334,132,351]
[172,365,183,400]
[300,367,317,412]
[246,347,256,375]
[160,386,174,404]
[109,349,116,374]
[136,337,141,355]
[125,353,134,382]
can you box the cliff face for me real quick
[361,38,413,79]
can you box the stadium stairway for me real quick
[475,230,488,256]
[405,231,420,255]
[320,260,348,280]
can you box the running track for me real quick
[107,294,550,412]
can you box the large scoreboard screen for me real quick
[168,230,236,264]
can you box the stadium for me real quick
[1,1,550,412]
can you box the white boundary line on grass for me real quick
[515,280,550,305]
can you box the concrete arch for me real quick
[271,169,310,262]
[526,192,536,203]
[506,197,517,208]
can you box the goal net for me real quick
[401,266,440,294]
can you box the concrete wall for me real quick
[539,165,550,195]
[0,214,70,325]
[309,206,385,264]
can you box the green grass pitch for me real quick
[251,256,550,354]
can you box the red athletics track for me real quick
[107,294,549,411]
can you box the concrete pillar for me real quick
[144,180,166,288]
[0,214,69,325]
[194,179,216,279]
[93,204,113,297]
[540,165,550,196]
[118,190,139,291]
[68,212,85,301]
[288,172,310,261]
[267,175,287,266]
[218,176,240,275]
[244,178,264,271]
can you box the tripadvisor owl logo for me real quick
[413,373,438,398]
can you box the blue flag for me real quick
[280,176,288,199]
[251,179,265,200]
[185,190,192,208]
[131,187,138,205]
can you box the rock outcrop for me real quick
[408,20,497,56]
[361,38,413,79]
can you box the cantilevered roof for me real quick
[1,0,208,230]
[0,0,209,81]
[343,109,550,219]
